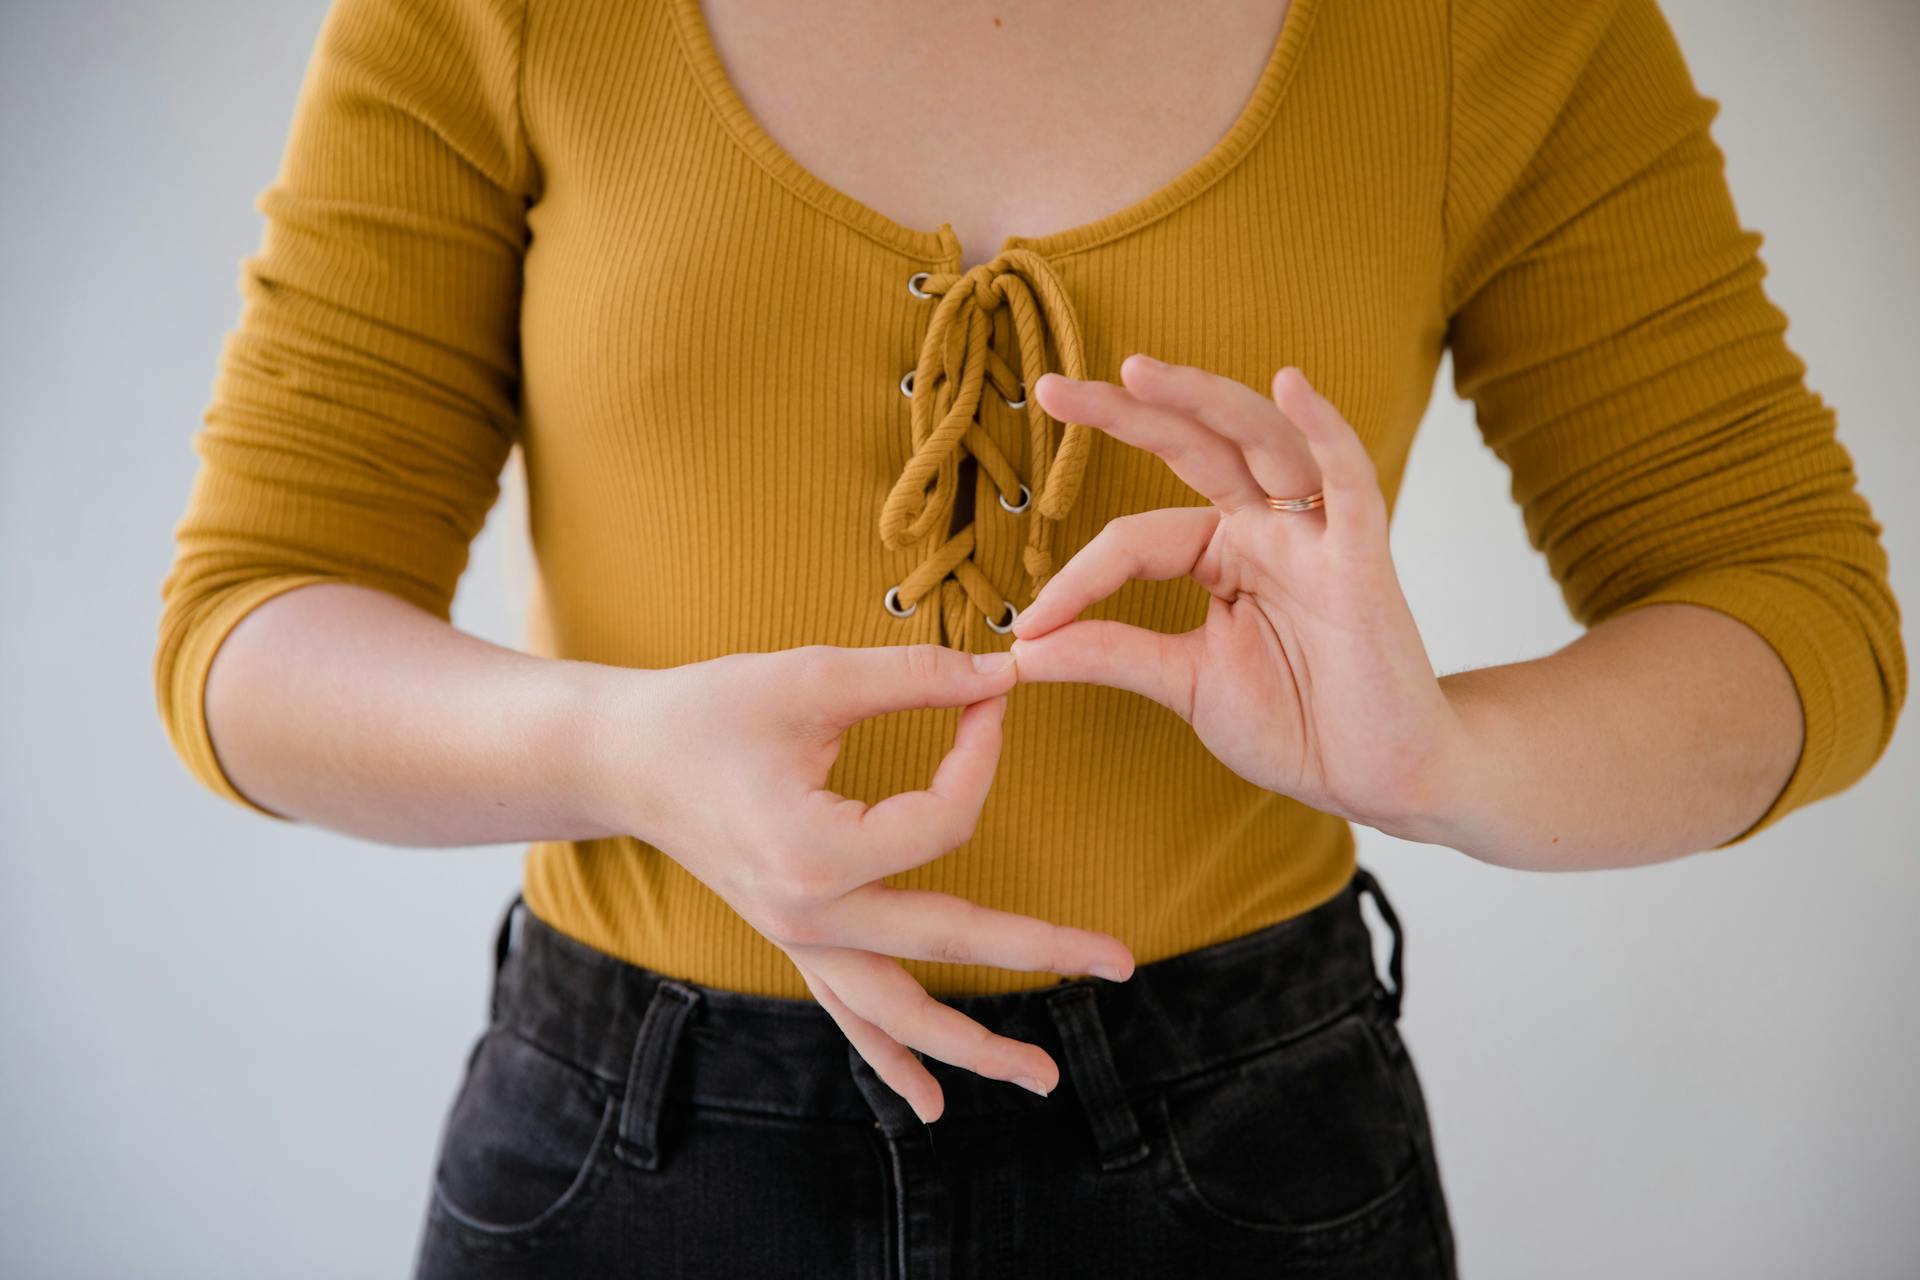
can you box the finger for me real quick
[1119,353,1322,507]
[1271,366,1386,548]
[833,883,1136,980]
[828,692,1008,884]
[1010,619,1203,721]
[1032,371,1269,510]
[791,954,945,1123]
[813,642,1019,728]
[1009,506,1219,640]
[808,946,1061,1093]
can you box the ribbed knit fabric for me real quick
[156,0,1905,998]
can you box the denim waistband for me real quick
[482,866,1406,1171]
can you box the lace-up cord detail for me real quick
[880,248,1094,644]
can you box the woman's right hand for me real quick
[580,643,1135,1123]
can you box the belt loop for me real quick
[487,894,525,1024]
[615,978,702,1171]
[1351,865,1405,1021]
[1044,984,1149,1171]
[847,1042,927,1141]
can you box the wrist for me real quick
[1368,676,1503,851]
[546,657,667,841]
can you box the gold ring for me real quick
[1262,488,1325,512]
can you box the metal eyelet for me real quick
[899,369,915,398]
[998,483,1032,515]
[984,601,1018,634]
[884,585,918,618]
[1000,385,1027,410]
[907,271,933,299]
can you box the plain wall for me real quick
[2,2,1914,1275]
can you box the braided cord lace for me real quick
[880,248,1095,645]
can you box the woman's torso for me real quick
[516,0,1450,996]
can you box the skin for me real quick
[1009,357,1805,868]
[697,0,1293,270]
[207,589,1133,1124]
[207,363,1802,1130]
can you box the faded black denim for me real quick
[411,866,1457,1278]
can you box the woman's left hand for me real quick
[1008,355,1466,834]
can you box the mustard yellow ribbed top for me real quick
[156,0,1906,998]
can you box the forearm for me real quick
[1384,603,1804,869]
[202,581,636,847]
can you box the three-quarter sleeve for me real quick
[154,0,535,817]
[1442,0,1905,847]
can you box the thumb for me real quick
[1009,622,1200,722]
[813,642,1020,727]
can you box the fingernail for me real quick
[972,650,1015,673]
[1128,352,1166,369]
[1013,1076,1051,1098]
[1089,963,1130,982]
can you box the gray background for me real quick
[3,1,1915,1275]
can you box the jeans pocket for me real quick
[1147,1006,1422,1247]
[428,1027,620,1257]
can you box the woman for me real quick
[154,0,1905,1275]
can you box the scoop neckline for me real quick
[668,0,1320,264]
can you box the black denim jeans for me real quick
[411,866,1457,1278]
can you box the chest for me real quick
[517,0,1455,654]
[692,0,1293,270]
